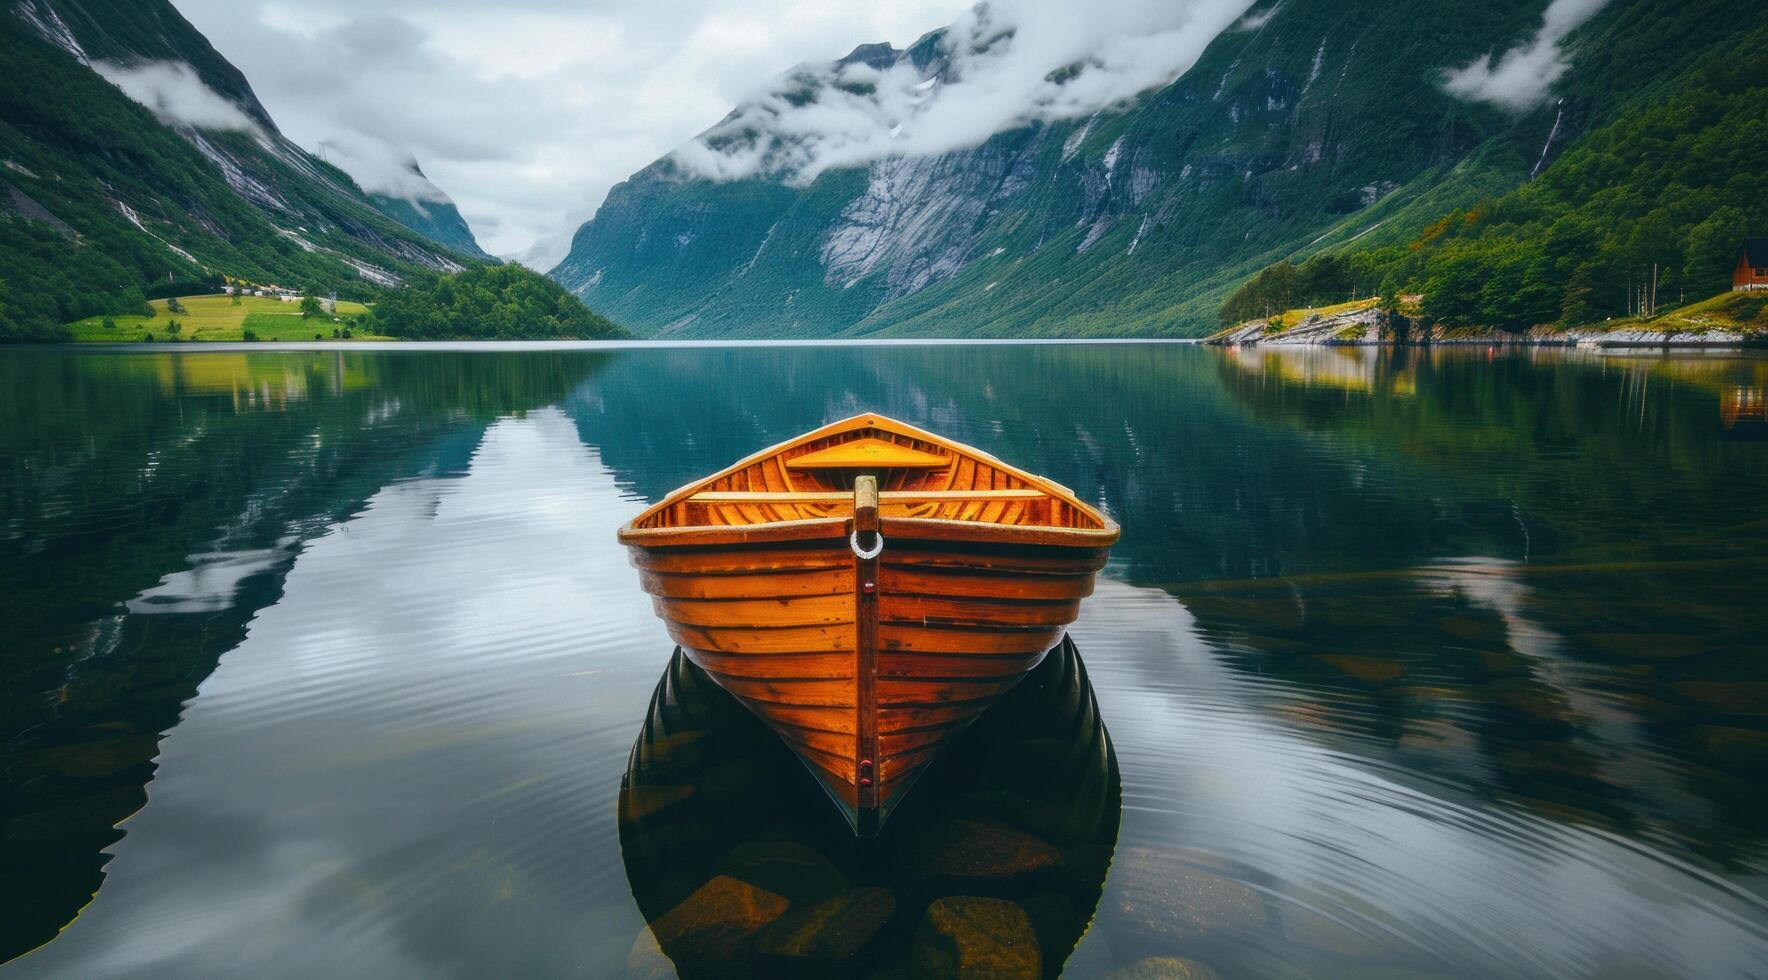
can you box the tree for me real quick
[300,296,323,319]
[1685,207,1749,296]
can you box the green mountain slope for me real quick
[1223,16,1768,332]
[552,0,1760,339]
[368,190,495,263]
[0,0,489,339]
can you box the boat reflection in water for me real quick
[618,637,1119,979]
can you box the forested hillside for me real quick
[372,265,626,340]
[1220,18,1768,331]
[0,0,489,340]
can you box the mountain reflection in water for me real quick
[1,343,1765,977]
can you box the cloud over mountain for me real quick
[1442,0,1613,109]
[92,60,264,133]
[673,0,1259,183]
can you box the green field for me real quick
[68,294,379,342]
[1606,291,1768,335]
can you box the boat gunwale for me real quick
[619,413,1116,541]
[618,514,1120,549]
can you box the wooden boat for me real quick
[618,413,1119,835]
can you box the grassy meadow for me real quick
[1608,291,1768,335]
[67,294,378,342]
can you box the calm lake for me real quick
[2,342,1767,978]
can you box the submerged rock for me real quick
[910,896,1042,979]
[1317,654,1407,684]
[908,816,1063,882]
[626,927,675,980]
[716,840,851,904]
[648,874,790,969]
[754,886,896,961]
[1104,956,1224,980]
[1109,848,1267,946]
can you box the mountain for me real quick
[350,153,493,261]
[552,0,1760,338]
[368,188,495,263]
[0,0,491,339]
[1219,9,1768,333]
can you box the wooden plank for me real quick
[639,568,851,599]
[629,546,850,575]
[717,676,857,708]
[878,677,1011,706]
[880,623,1064,655]
[654,593,852,628]
[874,650,1048,679]
[879,594,1081,628]
[670,623,856,655]
[877,566,1096,600]
[691,650,853,679]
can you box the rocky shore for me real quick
[1206,306,1765,349]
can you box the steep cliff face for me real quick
[367,164,495,263]
[1,0,487,334]
[552,0,1733,338]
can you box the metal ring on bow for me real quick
[849,530,884,560]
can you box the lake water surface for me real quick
[2,343,1767,978]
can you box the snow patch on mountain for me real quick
[15,0,87,63]
[674,0,1256,184]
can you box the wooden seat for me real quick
[785,438,951,470]
[687,489,1045,504]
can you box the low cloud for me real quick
[317,135,450,203]
[1442,0,1612,110]
[1231,2,1282,32]
[173,0,966,264]
[92,60,264,133]
[674,0,1257,184]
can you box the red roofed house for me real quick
[1736,240,1768,291]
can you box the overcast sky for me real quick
[171,0,971,264]
[165,1,1584,268]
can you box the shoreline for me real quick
[1207,305,1766,351]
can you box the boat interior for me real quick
[631,418,1110,532]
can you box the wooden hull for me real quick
[618,414,1118,834]
[628,523,1110,833]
